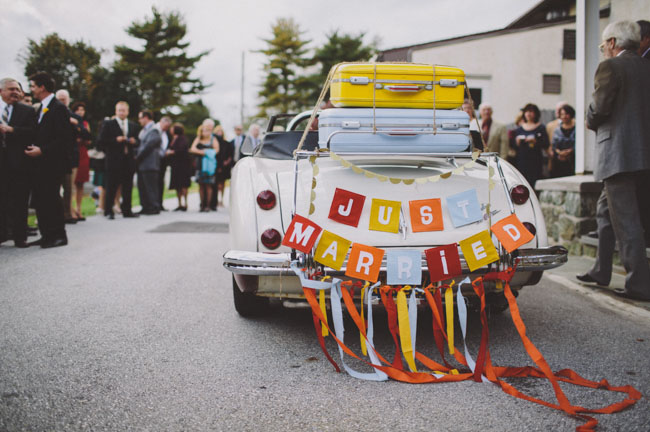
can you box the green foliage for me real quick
[175,99,212,141]
[114,7,210,115]
[257,18,314,117]
[21,33,104,121]
[308,30,377,102]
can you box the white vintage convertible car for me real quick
[224,110,567,316]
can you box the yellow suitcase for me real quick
[330,63,466,109]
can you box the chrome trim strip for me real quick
[223,246,568,276]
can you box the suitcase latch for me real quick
[350,76,370,85]
[441,122,460,129]
[341,121,360,129]
[439,79,459,87]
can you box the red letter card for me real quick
[328,188,366,227]
[281,214,322,253]
[425,244,462,282]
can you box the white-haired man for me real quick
[240,124,261,158]
[478,103,508,159]
[577,21,650,301]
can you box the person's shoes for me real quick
[65,218,78,225]
[14,240,29,248]
[41,237,68,248]
[27,226,38,234]
[160,206,168,211]
[123,213,139,218]
[586,231,598,239]
[199,207,208,213]
[210,206,217,211]
[76,216,86,222]
[576,273,608,286]
[106,213,115,220]
[173,206,184,212]
[181,206,187,212]
[613,288,650,301]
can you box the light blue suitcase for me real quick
[318,108,471,153]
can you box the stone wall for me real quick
[536,175,602,256]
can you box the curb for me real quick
[544,273,650,321]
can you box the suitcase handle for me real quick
[383,85,423,93]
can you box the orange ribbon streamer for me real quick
[300,269,641,431]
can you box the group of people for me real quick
[462,99,577,190]
[0,69,264,249]
[0,72,76,249]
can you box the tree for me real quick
[21,33,104,118]
[175,99,212,140]
[257,18,314,117]
[308,30,377,102]
[114,7,210,114]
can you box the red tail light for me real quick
[261,228,281,249]
[522,222,536,237]
[257,190,276,210]
[510,185,530,205]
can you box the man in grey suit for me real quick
[577,21,650,301]
[136,110,162,215]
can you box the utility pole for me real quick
[240,51,245,126]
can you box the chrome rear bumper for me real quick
[222,246,568,277]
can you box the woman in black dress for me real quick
[212,125,234,209]
[167,123,192,211]
[512,103,550,188]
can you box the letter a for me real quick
[322,241,338,261]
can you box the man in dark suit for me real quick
[576,21,650,301]
[136,110,162,215]
[0,78,37,248]
[98,101,140,219]
[638,20,650,59]
[26,72,72,248]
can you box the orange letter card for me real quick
[346,243,385,282]
[409,199,444,232]
[458,230,499,272]
[328,188,366,227]
[369,199,401,233]
[314,230,351,271]
[425,244,462,282]
[491,214,534,252]
[281,215,322,253]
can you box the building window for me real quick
[543,75,562,94]
[468,88,482,107]
[563,29,576,60]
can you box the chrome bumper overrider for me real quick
[222,246,568,277]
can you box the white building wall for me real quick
[411,23,578,125]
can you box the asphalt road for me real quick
[1,199,649,431]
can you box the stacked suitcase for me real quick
[318,63,471,154]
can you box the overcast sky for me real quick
[2,0,539,135]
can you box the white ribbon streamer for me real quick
[330,281,386,381]
[408,289,418,364]
[456,277,489,383]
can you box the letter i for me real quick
[440,250,448,274]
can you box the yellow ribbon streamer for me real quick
[319,288,328,337]
[396,288,417,372]
[360,281,369,356]
[445,283,455,355]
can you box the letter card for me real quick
[346,243,385,282]
[314,230,351,271]
[458,230,499,272]
[491,214,534,252]
[425,244,462,282]
[369,199,401,233]
[445,189,483,228]
[409,198,444,232]
[281,215,322,253]
[328,188,366,227]
[387,249,422,285]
